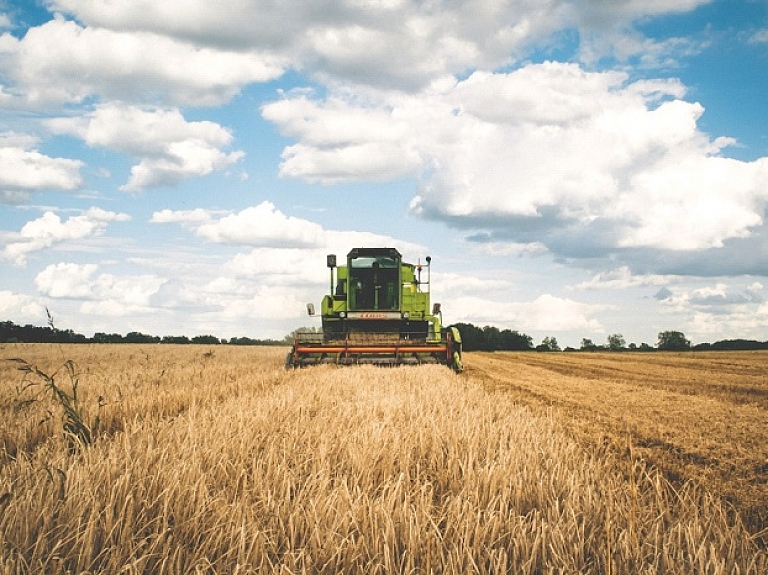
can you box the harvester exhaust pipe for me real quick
[327,254,336,294]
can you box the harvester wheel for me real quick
[453,351,464,373]
[284,351,295,370]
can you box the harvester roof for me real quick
[347,247,401,259]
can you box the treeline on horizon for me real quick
[452,322,768,352]
[0,320,283,346]
[2,319,768,353]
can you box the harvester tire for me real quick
[453,351,464,374]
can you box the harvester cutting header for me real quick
[286,248,463,372]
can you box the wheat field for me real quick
[1,344,766,574]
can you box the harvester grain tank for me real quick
[286,248,463,371]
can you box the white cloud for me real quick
[34,262,98,298]
[655,281,768,324]
[43,0,563,91]
[20,0,708,96]
[747,282,763,301]
[47,103,244,190]
[0,17,284,106]
[0,290,46,323]
[450,293,608,333]
[263,95,423,184]
[35,262,167,315]
[470,241,549,258]
[149,208,213,225]
[155,201,425,256]
[687,283,755,307]
[2,207,130,265]
[263,62,768,253]
[214,284,309,320]
[575,0,708,24]
[0,132,83,201]
[196,201,325,248]
[225,249,324,284]
[432,272,515,296]
[748,28,768,44]
[572,267,673,291]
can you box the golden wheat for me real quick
[0,345,765,573]
[470,350,768,542]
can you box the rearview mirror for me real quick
[306,303,316,316]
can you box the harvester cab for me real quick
[286,248,463,372]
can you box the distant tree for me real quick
[94,332,123,343]
[191,335,221,344]
[537,336,560,352]
[607,333,626,351]
[499,329,533,351]
[162,335,191,344]
[482,326,502,350]
[230,336,259,345]
[124,331,160,344]
[708,339,768,351]
[580,338,598,351]
[657,331,691,351]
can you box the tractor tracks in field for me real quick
[465,352,768,543]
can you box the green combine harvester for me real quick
[286,247,463,372]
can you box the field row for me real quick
[467,351,768,542]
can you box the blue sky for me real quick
[2,0,768,348]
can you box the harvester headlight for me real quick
[340,311,346,318]
[402,312,409,319]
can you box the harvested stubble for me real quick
[0,345,765,574]
[469,351,768,541]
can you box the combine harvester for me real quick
[286,248,463,372]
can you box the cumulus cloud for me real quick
[47,103,244,190]
[572,267,674,291]
[212,284,310,320]
[0,131,83,202]
[153,201,425,256]
[0,17,284,106]
[0,290,45,323]
[467,240,549,258]
[656,281,767,316]
[263,62,768,256]
[655,280,768,342]
[34,262,98,298]
[35,262,167,315]
[43,0,562,91]
[450,293,608,333]
[196,202,325,248]
[750,29,768,44]
[2,207,130,265]
[149,208,214,225]
[11,0,707,97]
[262,94,424,184]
